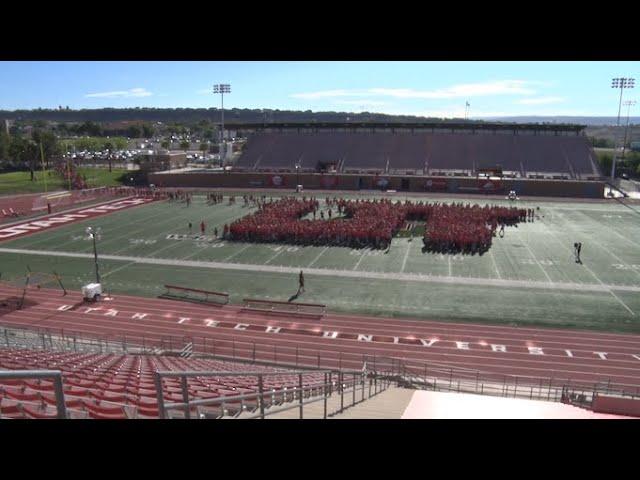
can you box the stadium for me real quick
[1,117,640,420]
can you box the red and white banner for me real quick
[0,197,153,241]
[478,179,503,191]
[425,179,447,191]
[321,175,338,188]
[269,175,285,187]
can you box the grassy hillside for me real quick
[0,168,128,195]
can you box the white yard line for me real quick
[400,241,412,273]
[568,210,640,280]
[352,250,367,271]
[181,247,207,261]
[112,204,248,257]
[540,216,636,316]
[489,250,502,280]
[101,261,139,279]
[147,240,190,258]
[2,247,640,295]
[265,247,285,265]
[515,230,553,284]
[308,246,329,268]
[224,244,252,262]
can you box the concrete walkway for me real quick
[260,386,415,419]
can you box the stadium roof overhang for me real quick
[224,122,586,134]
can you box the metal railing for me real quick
[4,323,640,406]
[0,370,67,419]
[154,368,390,419]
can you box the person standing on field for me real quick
[298,270,305,295]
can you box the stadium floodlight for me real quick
[622,100,637,159]
[610,77,635,180]
[213,84,231,159]
[85,227,102,284]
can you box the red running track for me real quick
[1,285,640,393]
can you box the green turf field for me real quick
[0,169,127,195]
[1,193,640,333]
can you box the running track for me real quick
[1,285,640,394]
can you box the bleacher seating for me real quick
[0,347,327,419]
[235,131,602,179]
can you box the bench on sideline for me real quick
[242,298,326,318]
[160,285,229,306]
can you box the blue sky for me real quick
[0,61,638,117]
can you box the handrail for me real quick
[154,368,384,419]
[164,285,229,298]
[243,298,326,308]
[4,323,640,403]
[0,369,67,419]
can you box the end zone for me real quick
[0,197,155,242]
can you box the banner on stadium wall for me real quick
[249,180,264,187]
[269,175,285,187]
[374,177,390,188]
[321,175,338,188]
[478,179,502,192]
[425,179,447,191]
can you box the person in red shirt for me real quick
[200,221,206,234]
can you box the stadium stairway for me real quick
[257,386,413,419]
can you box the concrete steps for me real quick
[331,387,415,419]
[258,386,414,419]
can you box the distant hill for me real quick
[0,108,469,124]
[481,116,640,126]
[1,109,638,127]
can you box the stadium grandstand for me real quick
[233,122,602,180]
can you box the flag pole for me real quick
[67,157,72,191]
[40,142,47,194]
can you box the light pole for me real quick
[213,83,231,162]
[610,78,635,181]
[621,100,636,160]
[86,227,102,284]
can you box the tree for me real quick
[161,140,171,151]
[203,128,216,142]
[0,129,10,162]
[180,140,190,152]
[9,137,39,180]
[32,129,60,170]
[598,154,613,175]
[80,121,102,137]
[127,124,142,138]
[141,123,154,139]
[200,142,209,159]
[104,141,114,172]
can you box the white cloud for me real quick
[291,80,538,101]
[369,81,536,99]
[332,99,389,107]
[85,87,152,98]
[291,89,370,100]
[515,96,565,105]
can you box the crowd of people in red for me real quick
[418,202,524,254]
[225,196,526,252]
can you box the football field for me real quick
[1,192,640,333]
